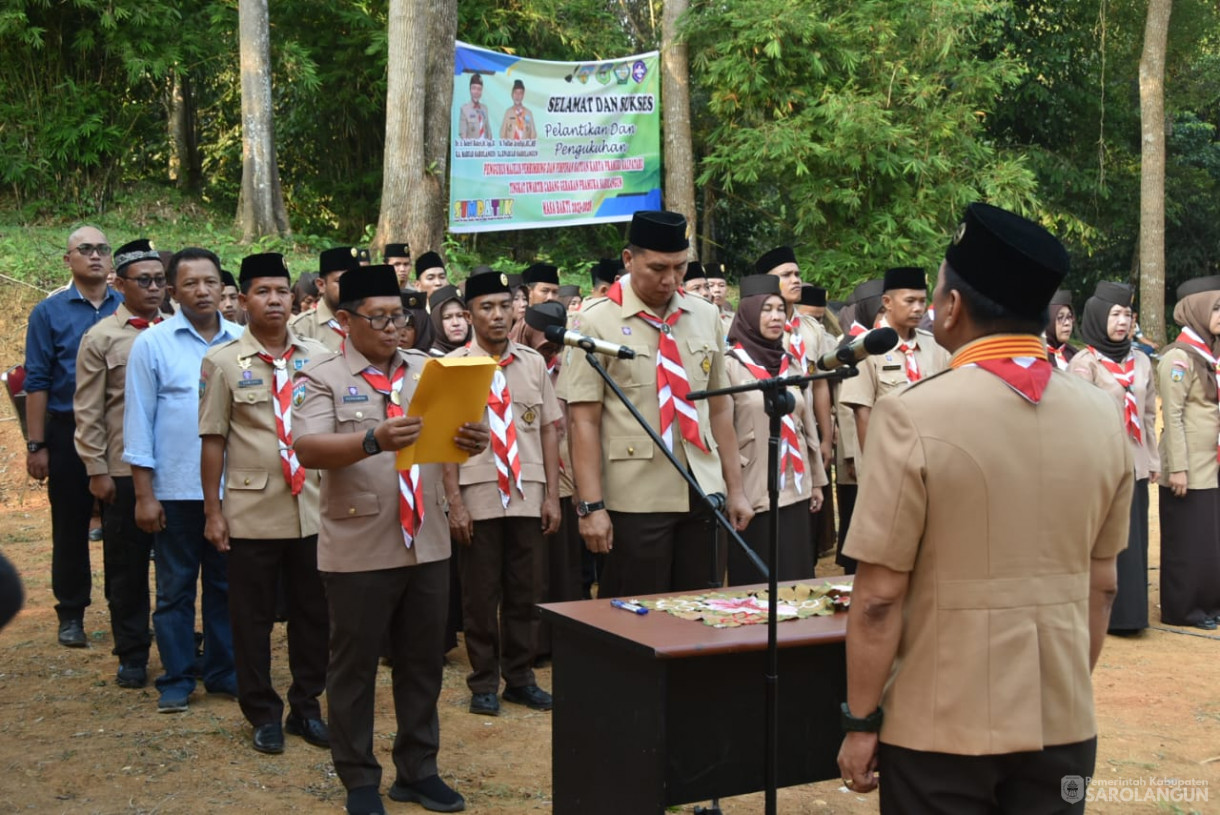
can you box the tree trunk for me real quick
[661,0,696,256]
[420,0,457,253]
[376,0,431,257]
[168,72,201,192]
[1138,0,1172,344]
[237,0,290,241]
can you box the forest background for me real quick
[1,0,1218,340]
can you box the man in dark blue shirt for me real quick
[25,225,122,647]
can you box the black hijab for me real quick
[726,291,788,376]
[1079,281,1133,362]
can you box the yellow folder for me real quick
[396,356,496,469]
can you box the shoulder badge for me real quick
[292,381,307,407]
[1171,368,1185,383]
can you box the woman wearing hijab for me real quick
[1156,276,1220,630]
[1068,281,1158,633]
[724,275,827,585]
[1046,289,1077,370]
[399,288,434,352]
[429,284,471,356]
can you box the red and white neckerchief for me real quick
[607,279,707,453]
[1175,327,1220,462]
[848,321,868,338]
[256,348,307,495]
[897,337,922,383]
[476,109,486,139]
[951,335,1052,404]
[545,354,558,378]
[126,315,163,330]
[732,344,804,492]
[785,316,807,372]
[486,353,523,507]
[1087,346,1142,443]
[1050,343,1070,370]
[513,107,528,139]
[359,364,424,547]
[326,318,347,340]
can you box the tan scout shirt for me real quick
[73,303,146,477]
[725,355,827,512]
[458,101,490,139]
[289,300,346,354]
[556,285,727,513]
[198,331,327,540]
[1067,348,1160,480]
[294,346,451,572]
[1157,345,1220,489]
[839,323,949,411]
[446,339,562,521]
[844,358,1133,755]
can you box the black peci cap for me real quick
[238,253,289,286]
[739,274,782,299]
[320,246,362,277]
[883,267,927,292]
[523,263,560,286]
[755,246,797,275]
[628,211,689,253]
[383,242,410,260]
[683,261,706,283]
[464,271,512,302]
[339,264,398,303]
[414,251,445,279]
[800,284,827,307]
[113,239,160,275]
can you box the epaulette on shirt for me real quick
[894,366,953,396]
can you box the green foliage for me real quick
[685,0,1040,297]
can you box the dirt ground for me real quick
[0,287,1216,814]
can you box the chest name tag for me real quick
[342,394,370,403]
[881,365,903,372]
[238,378,264,388]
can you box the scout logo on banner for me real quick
[449,41,662,234]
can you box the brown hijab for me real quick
[727,291,788,376]
[428,285,470,354]
[1167,288,1220,396]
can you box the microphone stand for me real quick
[688,365,859,815]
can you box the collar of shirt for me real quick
[314,300,337,324]
[66,281,122,306]
[165,308,242,345]
[465,336,520,363]
[617,277,691,323]
[343,341,407,379]
[882,316,919,350]
[234,327,314,363]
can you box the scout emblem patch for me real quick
[701,357,711,375]
[199,378,207,397]
[294,358,306,370]
[1172,359,1187,383]
[622,326,632,336]
[522,408,537,425]
[292,382,306,407]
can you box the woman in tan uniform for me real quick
[1045,288,1077,370]
[1156,276,1220,630]
[428,285,470,356]
[724,275,826,585]
[1068,281,1158,633]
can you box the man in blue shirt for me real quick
[123,247,243,713]
[24,225,122,647]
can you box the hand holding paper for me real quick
[396,357,497,469]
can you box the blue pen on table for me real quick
[610,599,648,615]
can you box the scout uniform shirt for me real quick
[458,100,490,140]
[1068,347,1160,481]
[289,299,346,354]
[293,345,451,572]
[198,331,327,539]
[556,283,727,514]
[725,355,828,513]
[843,349,1133,755]
[1156,345,1220,490]
[447,339,562,521]
[73,303,151,478]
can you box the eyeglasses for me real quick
[73,243,112,257]
[350,311,408,331]
[1055,314,1074,324]
[122,274,167,289]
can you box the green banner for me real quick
[449,41,662,234]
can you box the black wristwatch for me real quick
[840,702,884,733]
[575,500,605,517]
[361,428,381,456]
[27,440,46,453]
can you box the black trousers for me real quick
[101,476,153,663]
[834,482,859,574]
[535,497,584,657]
[603,485,715,599]
[47,413,94,621]
[228,536,328,727]
[878,738,1097,815]
[460,517,544,693]
[322,559,448,791]
[728,501,814,586]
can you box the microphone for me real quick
[816,326,898,371]
[542,324,636,359]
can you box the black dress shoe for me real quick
[1193,618,1218,631]
[469,692,500,716]
[116,661,147,688]
[389,774,466,812]
[252,722,284,754]
[58,620,86,648]
[502,683,553,711]
[345,785,386,815]
[285,714,329,748]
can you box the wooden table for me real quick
[539,579,850,814]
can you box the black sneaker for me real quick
[388,775,465,812]
[345,785,386,815]
[469,692,500,716]
[116,661,147,688]
[57,619,86,648]
[502,684,553,711]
